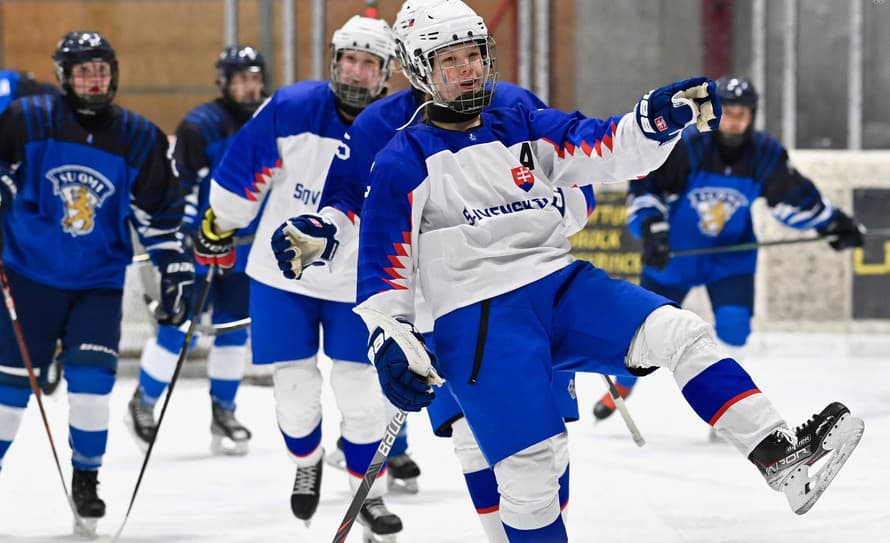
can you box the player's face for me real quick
[719,105,753,136]
[228,70,264,103]
[335,49,385,91]
[431,41,485,102]
[70,61,112,98]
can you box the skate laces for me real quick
[773,426,798,448]
[293,464,320,495]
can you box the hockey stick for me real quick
[142,294,250,336]
[0,260,95,536]
[601,375,645,447]
[131,235,255,264]
[110,266,217,543]
[332,409,407,543]
[670,227,890,258]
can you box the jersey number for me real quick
[519,142,535,170]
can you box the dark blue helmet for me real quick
[715,76,758,110]
[52,31,118,112]
[215,45,266,93]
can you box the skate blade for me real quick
[210,435,249,456]
[387,474,419,495]
[782,413,865,515]
[325,449,347,472]
[73,517,98,539]
[362,527,398,543]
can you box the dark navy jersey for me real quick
[174,98,258,272]
[0,94,183,289]
[626,126,835,285]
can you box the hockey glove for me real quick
[194,207,236,271]
[641,215,672,270]
[156,250,195,326]
[270,214,339,280]
[368,322,436,412]
[817,209,865,251]
[636,77,721,143]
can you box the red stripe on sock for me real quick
[477,505,499,514]
[709,388,760,426]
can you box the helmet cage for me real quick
[329,16,396,109]
[52,31,118,112]
[399,0,497,114]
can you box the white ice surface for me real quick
[0,332,887,542]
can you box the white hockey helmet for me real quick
[399,0,497,114]
[329,15,397,109]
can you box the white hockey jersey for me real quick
[210,81,359,302]
[356,105,679,324]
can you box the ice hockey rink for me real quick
[0,332,887,543]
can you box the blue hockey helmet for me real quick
[52,31,118,112]
[715,76,758,110]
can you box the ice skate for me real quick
[325,437,347,472]
[358,496,402,542]
[748,402,864,515]
[592,383,633,421]
[71,468,104,538]
[291,456,323,526]
[125,387,156,452]
[210,401,252,456]
[387,453,420,494]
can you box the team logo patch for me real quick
[511,165,535,192]
[688,187,749,237]
[654,116,667,132]
[46,165,116,236]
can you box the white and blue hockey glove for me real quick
[156,250,196,326]
[635,77,722,143]
[270,214,339,280]
[368,322,436,412]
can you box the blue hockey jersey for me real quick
[626,126,835,286]
[0,94,183,289]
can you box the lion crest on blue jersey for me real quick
[687,187,749,237]
[46,165,116,236]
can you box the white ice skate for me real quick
[748,402,864,515]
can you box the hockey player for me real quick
[592,76,867,422]
[192,15,403,541]
[127,45,267,456]
[1,69,58,114]
[274,0,588,537]
[0,31,192,534]
[300,2,863,541]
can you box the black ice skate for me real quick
[387,453,421,494]
[748,402,864,515]
[125,387,156,452]
[358,496,403,543]
[210,401,252,456]
[291,457,323,526]
[72,468,105,537]
[592,383,633,421]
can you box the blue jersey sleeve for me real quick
[625,138,691,238]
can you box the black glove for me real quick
[156,250,195,326]
[641,215,671,270]
[817,210,865,251]
[194,207,236,272]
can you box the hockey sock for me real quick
[138,337,179,404]
[208,344,247,410]
[464,467,508,543]
[615,374,638,388]
[558,463,570,518]
[0,384,30,467]
[65,364,114,470]
[280,420,323,464]
[342,436,387,497]
[503,515,567,543]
